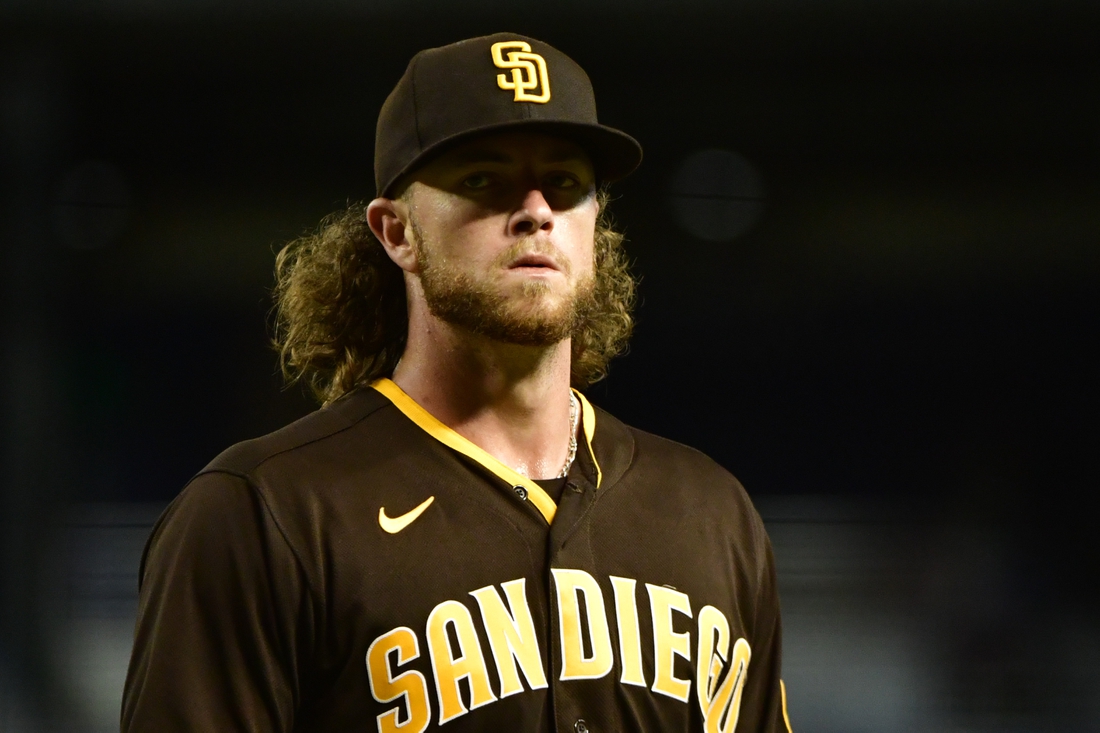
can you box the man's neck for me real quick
[391,316,576,481]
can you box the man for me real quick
[122,33,793,732]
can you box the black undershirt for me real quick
[533,477,569,504]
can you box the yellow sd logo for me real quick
[491,41,551,103]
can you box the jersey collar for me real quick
[370,378,601,525]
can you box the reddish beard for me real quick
[411,221,596,347]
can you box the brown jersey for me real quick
[122,379,793,732]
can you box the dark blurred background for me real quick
[2,1,1098,731]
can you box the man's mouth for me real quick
[509,253,561,272]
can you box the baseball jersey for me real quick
[122,379,793,732]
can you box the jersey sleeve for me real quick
[738,533,793,733]
[121,471,315,732]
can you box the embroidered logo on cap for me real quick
[491,41,551,103]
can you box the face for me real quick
[397,131,599,346]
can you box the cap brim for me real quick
[379,120,642,197]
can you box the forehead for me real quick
[422,130,593,171]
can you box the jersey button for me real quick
[513,485,528,500]
[574,720,589,733]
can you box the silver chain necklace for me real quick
[559,391,580,479]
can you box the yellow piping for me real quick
[572,389,602,488]
[781,680,793,732]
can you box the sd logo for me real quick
[491,41,551,103]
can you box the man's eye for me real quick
[462,174,492,189]
[546,173,578,189]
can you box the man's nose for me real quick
[508,188,554,236]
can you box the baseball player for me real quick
[122,33,793,732]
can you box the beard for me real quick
[411,221,597,347]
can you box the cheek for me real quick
[575,233,596,271]
[562,215,598,274]
[414,202,501,263]
[453,219,510,264]
[413,200,460,241]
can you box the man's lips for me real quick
[508,253,561,272]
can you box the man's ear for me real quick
[367,197,419,273]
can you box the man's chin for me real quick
[419,267,592,347]
[469,306,575,347]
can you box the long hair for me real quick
[273,190,636,405]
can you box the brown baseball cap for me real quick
[374,33,643,197]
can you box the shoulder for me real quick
[631,423,756,512]
[138,470,298,591]
[594,403,742,488]
[632,423,735,482]
[139,389,395,590]
[198,387,391,478]
[593,404,768,541]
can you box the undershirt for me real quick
[533,476,569,503]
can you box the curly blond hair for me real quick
[273,191,635,404]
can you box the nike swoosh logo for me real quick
[378,496,435,534]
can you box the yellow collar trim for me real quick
[370,378,601,525]
[574,390,602,489]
